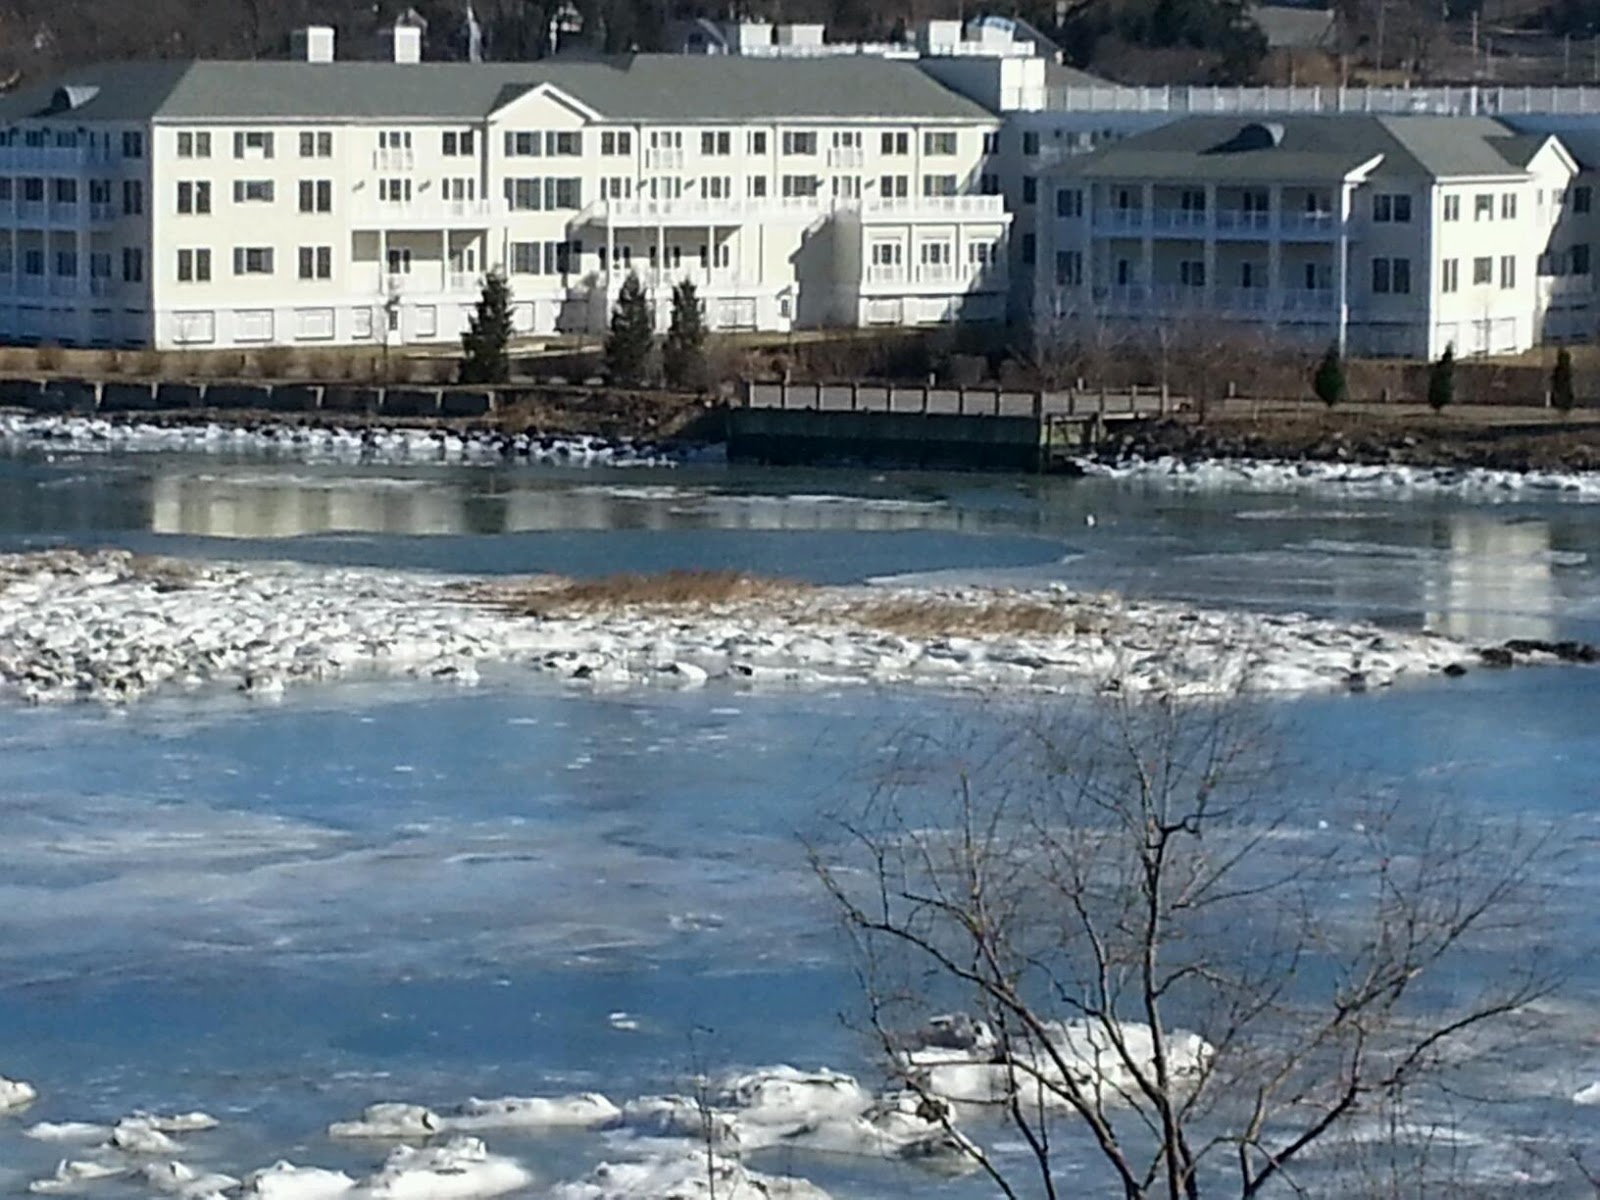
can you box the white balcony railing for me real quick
[88,277,113,297]
[447,271,479,292]
[90,202,116,223]
[643,148,684,170]
[0,145,108,171]
[864,264,990,288]
[353,199,498,227]
[1281,289,1336,313]
[1214,209,1273,232]
[1149,208,1209,232]
[16,275,46,297]
[860,194,1008,219]
[827,147,864,169]
[49,202,76,225]
[48,276,78,298]
[1281,212,1338,236]
[372,149,415,171]
[16,201,45,223]
[1093,208,1144,232]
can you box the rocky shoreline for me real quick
[0,550,1586,708]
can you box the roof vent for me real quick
[48,84,99,112]
[1236,121,1285,150]
[292,25,336,63]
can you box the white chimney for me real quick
[385,21,423,63]
[291,25,336,63]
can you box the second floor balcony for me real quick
[1088,204,1341,240]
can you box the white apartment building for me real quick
[1035,114,1591,358]
[0,34,1008,350]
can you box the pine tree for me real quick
[1427,344,1455,413]
[662,279,708,391]
[459,271,512,384]
[605,272,655,386]
[1312,343,1345,409]
[1552,346,1576,414]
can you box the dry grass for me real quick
[832,595,1098,639]
[473,570,805,618]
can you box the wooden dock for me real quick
[728,381,1176,472]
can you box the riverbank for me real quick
[0,550,1588,708]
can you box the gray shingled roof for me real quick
[0,55,993,124]
[1065,114,1548,182]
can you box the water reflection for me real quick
[1423,514,1560,642]
[146,473,1004,539]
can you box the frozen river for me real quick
[0,444,1596,1197]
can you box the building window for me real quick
[298,179,332,213]
[299,131,332,157]
[880,131,908,156]
[1054,249,1082,286]
[701,131,731,156]
[53,178,76,204]
[297,246,332,280]
[177,248,211,283]
[121,131,143,158]
[747,176,767,199]
[233,247,274,275]
[54,250,77,278]
[748,131,767,155]
[234,131,274,159]
[1474,193,1493,220]
[1371,256,1411,294]
[983,131,1000,154]
[379,178,413,204]
[1241,188,1269,214]
[176,180,211,214]
[177,131,211,158]
[510,242,540,274]
[1179,260,1205,287]
[1021,233,1035,266]
[1472,255,1493,285]
[601,131,632,156]
[1373,193,1411,222]
[1441,257,1458,293]
[1574,244,1592,275]
[781,174,820,198]
[122,180,143,215]
[1500,254,1516,288]
[601,176,632,200]
[1022,178,1037,205]
[1443,194,1460,221]
[979,174,1000,195]
[1021,131,1040,156]
[924,131,957,156]
[506,178,540,210]
[546,131,581,156]
[1574,186,1592,214]
[1178,188,1205,213]
[879,175,908,199]
[870,242,902,268]
[505,131,539,157]
[233,180,274,203]
[1056,188,1083,218]
[545,177,581,209]
[701,175,731,199]
[781,131,817,156]
[442,130,475,156]
[922,175,957,197]
[122,247,143,282]
[1501,193,1517,220]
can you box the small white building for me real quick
[1035,114,1591,357]
[0,34,1009,350]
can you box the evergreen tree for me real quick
[1552,346,1576,414]
[1427,344,1455,413]
[605,272,655,386]
[662,279,708,391]
[1312,343,1346,409]
[459,271,512,384]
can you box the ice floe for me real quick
[27,1159,125,1194]
[330,1094,621,1140]
[24,1123,110,1143]
[1079,453,1600,500]
[0,549,1570,708]
[241,1162,358,1200]
[143,1160,241,1199]
[0,413,676,468]
[1574,1081,1600,1105]
[0,1075,37,1110]
[357,1136,531,1199]
[551,1148,830,1200]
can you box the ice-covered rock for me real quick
[108,1117,182,1154]
[1574,1081,1600,1105]
[712,1066,871,1143]
[551,1149,829,1200]
[357,1136,531,1199]
[619,1095,741,1147]
[25,1122,110,1142]
[142,1161,241,1199]
[0,1075,38,1110]
[328,1103,441,1139]
[240,1162,356,1200]
[27,1159,126,1194]
[444,1093,620,1131]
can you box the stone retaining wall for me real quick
[0,378,500,419]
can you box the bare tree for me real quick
[811,691,1556,1200]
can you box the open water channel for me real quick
[0,447,1596,1197]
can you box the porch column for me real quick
[1202,183,1217,303]
[1140,181,1154,300]
[441,229,449,292]
[1335,183,1351,356]
[1268,184,1283,325]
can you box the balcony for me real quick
[448,271,479,292]
[16,201,45,224]
[16,275,46,297]
[1214,209,1272,233]
[643,148,684,170]
[1281,288,1336,313]
[0,145,107,172]
[352,199,498,229]
[1281,211,1337,238]
[583,195,831,226]
[1149,208,1210,233]
[90,202,116,223]
[48,276,78,298]
[860,195,1008,221]
[1093,208,1144,232]
[49,202,76,225]
[88,277,114,297]
[372,149,415,171]
[379,267,484,295]
[862,263,999,290]
[827,147,865,169]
